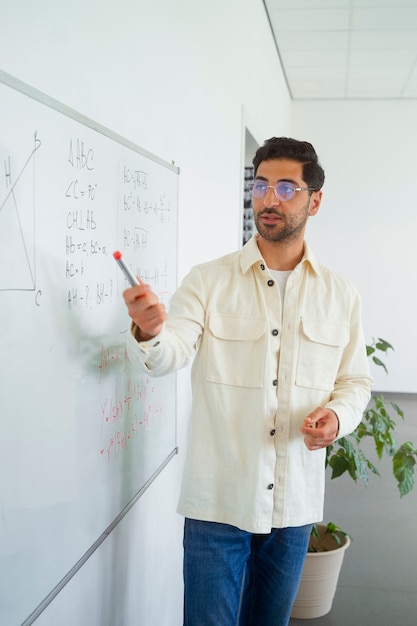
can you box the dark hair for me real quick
[252,137,325,190]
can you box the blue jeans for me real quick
[183,518,312,626]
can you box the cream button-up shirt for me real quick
[126,236,373,533]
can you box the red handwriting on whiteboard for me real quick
[99,399,167,462]
[98,343,128,383]
[99,374,165,463]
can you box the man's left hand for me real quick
[300,408,339,450]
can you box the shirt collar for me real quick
[240,234,322,277]
[301,240,322,277]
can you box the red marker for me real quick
[113,251,140,286]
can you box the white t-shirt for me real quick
[270,269,292,301]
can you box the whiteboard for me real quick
[0,71,179,626]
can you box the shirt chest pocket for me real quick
[206,313,266,387]
[296,318,349,391]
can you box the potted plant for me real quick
[291,338,417,620]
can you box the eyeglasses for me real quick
[249,180,316,202]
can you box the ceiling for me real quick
[263,0,417,99]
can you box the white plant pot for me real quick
[291,524,351,620]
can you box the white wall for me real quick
[292,101,417,393]
[0,1,292,625]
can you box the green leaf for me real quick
[375,338,394,352]
[366,459,381,478]
[393,443,417,497]
[375,440,384,460]
[324,523,352,547]
[329,453,350,479]
[391,402,404,420]
[372,356,388,373]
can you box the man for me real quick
[122,137,372,625]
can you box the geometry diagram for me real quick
[0,132,40,291]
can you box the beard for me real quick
[253,207,309,244]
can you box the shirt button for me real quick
[260,263,265,270]
[270,429,276,436]
[272,329,279,336]
[267,483,274,490]
[267,279,274,287]
[272,379,278,386]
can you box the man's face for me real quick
[252,158,321,244]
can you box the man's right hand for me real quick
[122,281,167,341]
